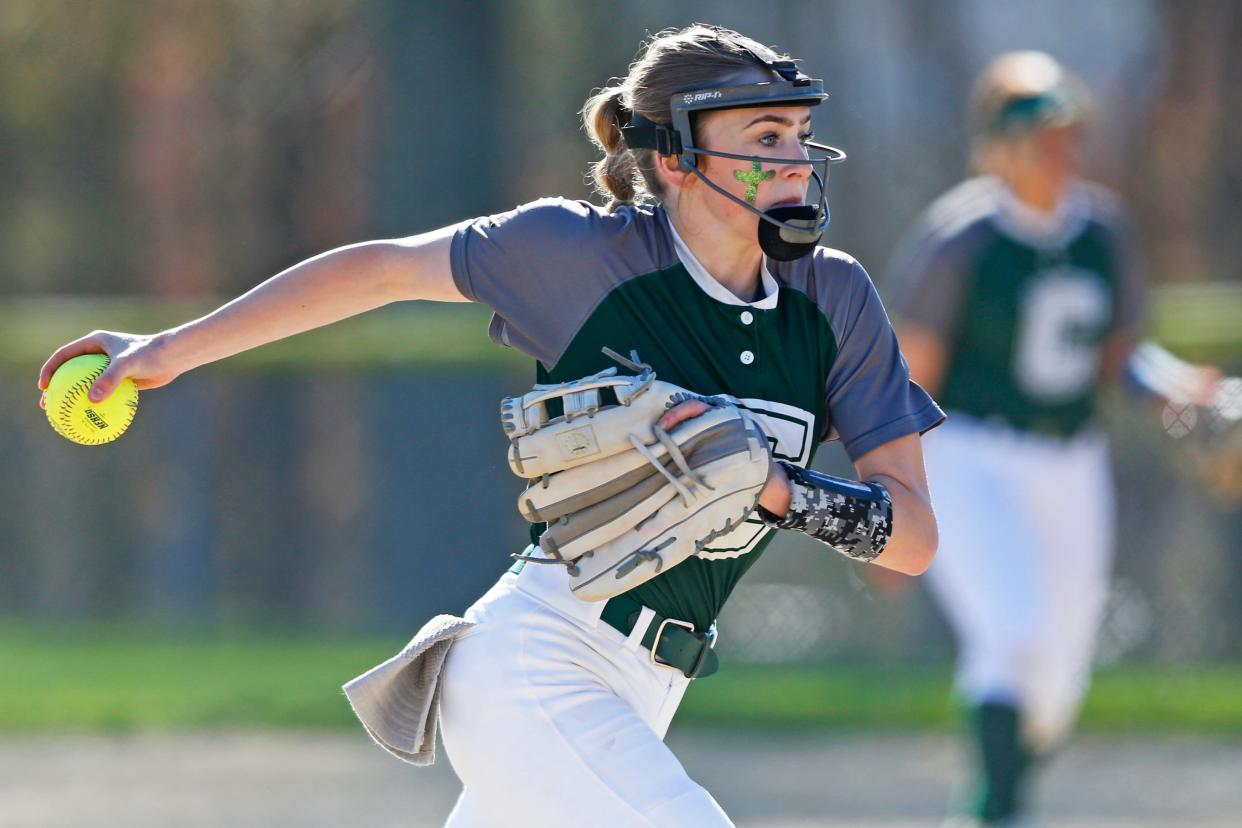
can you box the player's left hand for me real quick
[1187,364,1224,406]
[1186,375,1242,503]
[659,398,792,516]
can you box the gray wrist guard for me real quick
[756,461,893,562]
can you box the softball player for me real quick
[888,52,1211,826]
[40,26,942,826]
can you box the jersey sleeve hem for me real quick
[842,401,946,461]
[448,222,480,304]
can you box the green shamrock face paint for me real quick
[733,160,775,204]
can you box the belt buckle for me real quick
[650,617,711,679]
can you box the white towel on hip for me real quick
[342,613,476,766]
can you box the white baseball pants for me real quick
[437,555,733,827]
[923,416,1115,751]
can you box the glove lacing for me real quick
[510,347,728,578]
[627,426,712,509]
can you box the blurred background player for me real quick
[887,51,1221,826]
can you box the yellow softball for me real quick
[45,354,139,445]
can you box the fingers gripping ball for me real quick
[45,354,138,445]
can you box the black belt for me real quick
[600,593,719,679]
[508,557,719,679]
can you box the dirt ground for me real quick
[1,729,1239,827]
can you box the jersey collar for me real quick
[988,176,1089,248]
[663,210,780,309]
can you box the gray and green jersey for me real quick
[887,177,1145,438]
[452,197,943,629]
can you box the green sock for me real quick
[971,701,1033,823]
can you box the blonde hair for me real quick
[581,25,788,211]
[969,51,1092,174]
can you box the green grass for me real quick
[0,624,402,732]
[1081,667,1242,731]
[678,663,957,730]
[2,625,1240,733]
[677,663,1242,733]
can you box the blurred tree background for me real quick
[2,0,1241,672]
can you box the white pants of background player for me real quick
[923,415,1115,752]
[438,552,733,828]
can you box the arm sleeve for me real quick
[824,260,946,461]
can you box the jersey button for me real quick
[739,350,755,365]
[739,311,754,325]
